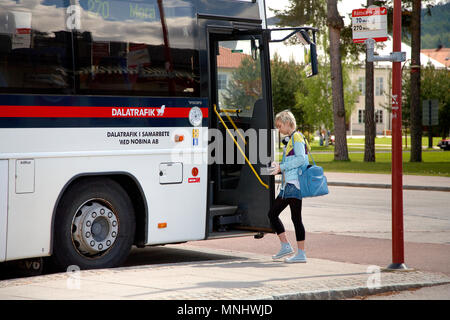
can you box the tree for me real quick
[327,0,348,160]
[403,63,450,140]
[375,0,434,161]
[272,0,367,160]
[295,60,358,135]
[270,54,304,118]
[429,68,450,139]
[421,2,450,48]
[364,0,376,163]
[409,0,422,161]
[271,0,327,32]
[295,61,333,133]
[272,0,365,62]
[222,56,262,111]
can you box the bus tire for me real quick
[51,177,136,271]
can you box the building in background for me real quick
[348,37,445,136]
[421,47,450,68]
[348,66,391,135]
[216,46,248,108]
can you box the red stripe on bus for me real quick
[0,106,209,118]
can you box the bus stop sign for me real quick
[352,7,388,43]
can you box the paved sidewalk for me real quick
[0,245,449,300]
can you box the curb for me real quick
[264,281,450,300]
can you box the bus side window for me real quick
[0,3,73,93]
[75,0,200,97]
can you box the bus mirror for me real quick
[305,42,318,77]
[297,30,318,77]
[296,30,311,46]
[251,38,258,60]
[267,27,319,76]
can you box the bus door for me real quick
[207,30,274,237]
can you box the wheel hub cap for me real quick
[72,201,119,256]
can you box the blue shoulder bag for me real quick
[298,134,329,198]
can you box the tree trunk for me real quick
[410,0,422,162]
[327,0,348,161]
[364,0,376,162]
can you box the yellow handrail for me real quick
[214,104,269,189]
[220,108,242,114]
[222,109,247,145]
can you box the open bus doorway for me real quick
[207,31,275,238]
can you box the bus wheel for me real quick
[52,178,136,271]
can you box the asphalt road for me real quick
[299,185,450,244]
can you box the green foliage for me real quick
[294,60,333,131]
[402,63,450,138]
[272,0,365,63]
[374,1,449,48]
[421,64,450,138]
[294,60,359,132]
[421,2,450,48]
[270,53,304,121]
[271,0,327,31]
[421,33,450,50]
[270,52,358,134]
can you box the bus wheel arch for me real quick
[50,173,147,270]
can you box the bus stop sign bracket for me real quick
[365,38,406,62]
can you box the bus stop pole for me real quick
[389,0,407,270]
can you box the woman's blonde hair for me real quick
[275,110,296,129]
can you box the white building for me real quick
[348,65,391,135]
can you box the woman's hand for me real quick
[270,162,281,175]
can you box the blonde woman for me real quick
[268,110,309,263]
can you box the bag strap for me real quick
[298,132,316,166]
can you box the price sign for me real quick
[352,7,388,43]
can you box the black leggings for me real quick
[267,196,305,241]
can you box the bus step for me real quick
[209,205,238,215]
[209,205,238,233]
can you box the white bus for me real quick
[0,0,318,272]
